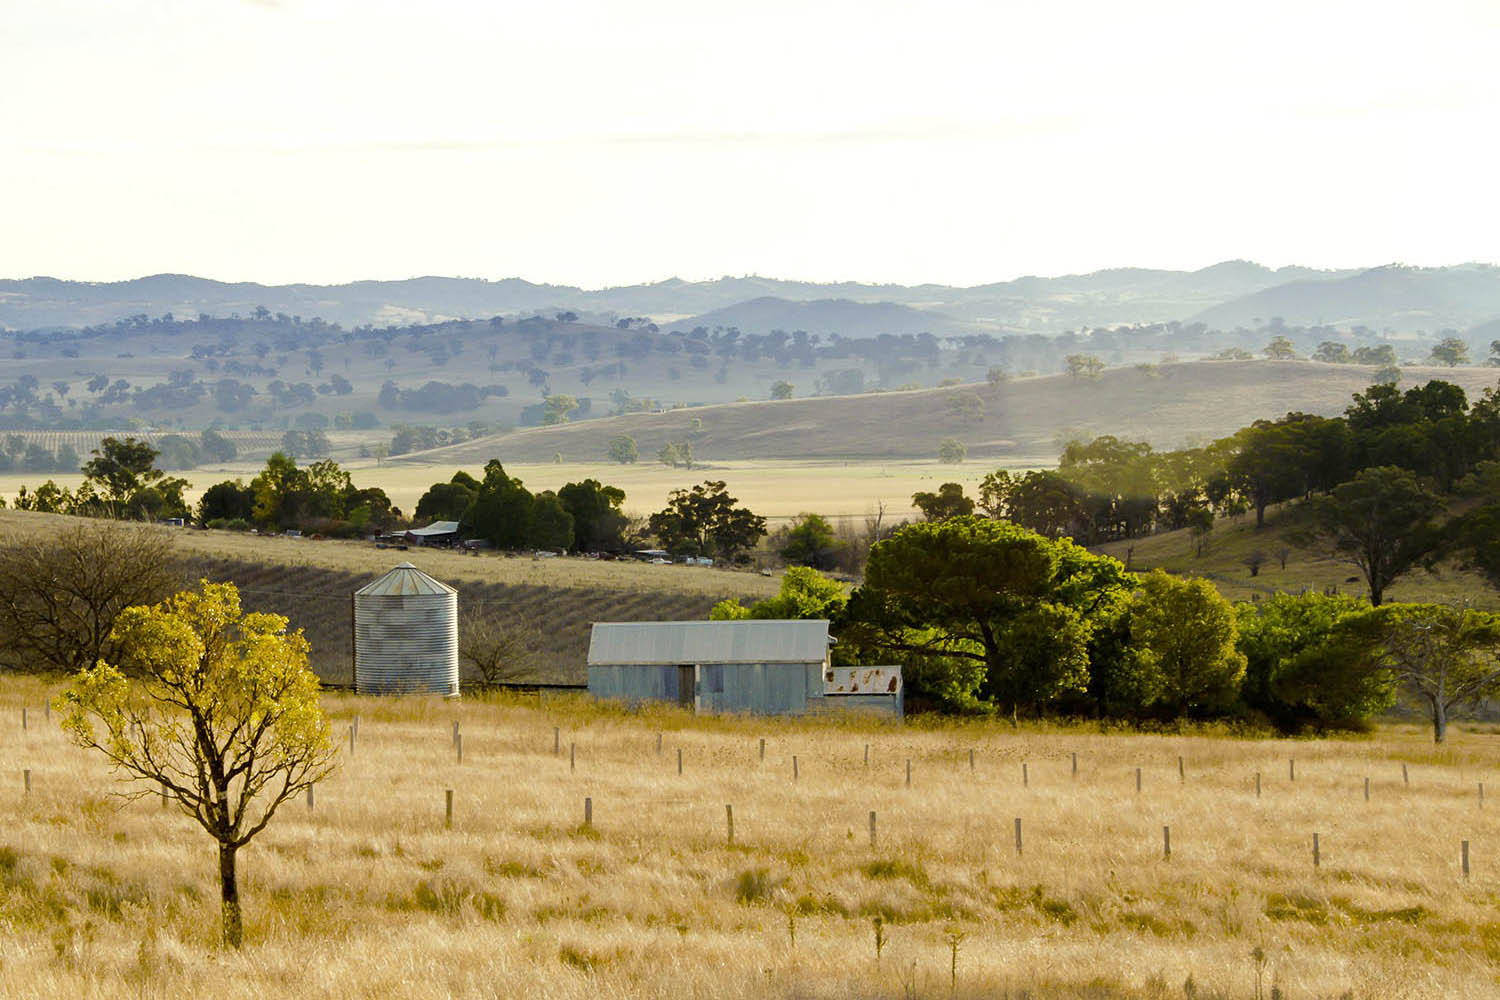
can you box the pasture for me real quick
[3,677,1499,999]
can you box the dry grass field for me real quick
[3,676,1500,999]
[388,361,1500,465]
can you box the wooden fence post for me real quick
[1022,762,1029,788]
[1136,767,1142,793]
[1014,817,1023,855]
[348,726,355,755]
[905,759,912,788]
[677,747,683,776]
[1402,762,1409,786]
[161,786,168,808]
[1163,825,1171,860]
[452,720,459,746]
[1178,756,1184,782]
[1072,752,1078,778]
[445,789,453,829]
[869,810,877,848]
[456,733,463,765]
[793,755,799,782]
[657,732,663,755]
[353,714,359,738]
[553,727,559,754]
[726,804,734,846]
[759,738,765,761]
[21,708,27,732]
[969,749,975,771]
[570,742,576,772]
[1482,782,1486,808]
[1364,777,1370,802]
[584,796,593,829]
[23,769,30,794]
[307,784,314,810]
[1463,840,1471,880]
[1256,772,1262,798]
[864,743,870,767]
[1313,832,1320,868]
[1290,758,1296,782]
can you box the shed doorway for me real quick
[676,665,695,709]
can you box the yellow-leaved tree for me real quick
[57,580,337,948]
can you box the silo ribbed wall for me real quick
[354,591,459,695]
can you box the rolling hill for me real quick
[390,360,1500,466]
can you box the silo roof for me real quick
[588,620,831,665]
[354,562,457,597]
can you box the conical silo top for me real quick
[355,562,457,597]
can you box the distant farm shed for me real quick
[352,562,460,696]
[586,620,901,717]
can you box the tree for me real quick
[415,473,479,524]
[1429,337,1470,367]
[458,611,542,686]
[82,436,167,506]
[1313,466,1441,605]
[558,479,628,552]
[1065,354,1105,379]
[712,566,847,622]
[198,479,256,525]
[199,429,238,463]
[57,581,337,947]
[1355,603,1500,742]
[1263,336,1298,360]
[648,480,767,561]
[0,521,178,674]
[947,393,984,423]
[912,483,974,521]
[543,394,579,424]
[937,438,967,464]
[780,513,841,570]
[531,491,575,551]
[770,380,794,400]
[1125,571,1246,716]
[843,517,1131,717]
[461,461,535,550]
[607,434,638,464]
[1312,341,1351,364]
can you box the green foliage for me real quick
[530,492,575,552]
[557,479,628,553]
[414,474,479,524]
[1428,336,1470,367]
[911,483,974,521]
[1313,466,1442,605]
[769,380,794,400]
[198,479,255,526]
[647,481,766,562]
[780,513,841,569]
[461,461,537,550]
[607,434,638,464]
[1125,571,1246,715]
[936,438,966,464]
[542,394,579,425]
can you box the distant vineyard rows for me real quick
[2,431,361,460]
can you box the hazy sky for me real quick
[6,0,1500,288]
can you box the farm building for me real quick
[586,620,902,717]
[404,520,460,546]
[352,562,460,696]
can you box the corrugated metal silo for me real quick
[353,562,460,696]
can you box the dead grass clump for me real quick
[734,867,783,904]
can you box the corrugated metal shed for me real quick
[587,620,831,666]
[355,561,457,597]
[406,521,460,538]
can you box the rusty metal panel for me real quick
[824,665,903,696]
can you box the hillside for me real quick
[680,296,973,338]
[0,508,779,684]
[393,360,1500,466]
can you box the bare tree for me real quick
[1274,544,1292,570]
[459,611,542,686]
[0,520,178,673]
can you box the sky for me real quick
[5,0,1500,289]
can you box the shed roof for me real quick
[588,620,830,666]
[354,562,457,597]
[406,520,460,537]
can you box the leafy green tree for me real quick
[647,480,766,561]
[82,436,169,507]
[780,513,841,570]
[947,393,983,423]
[1236,593,1389,731]
[1354,603,1500,742]
[58,581,337,948]
[543,394,579,424]
[937,438,967,463]
[1263,335,1298,360]
[1313,466,1441,605]
[415,472,480,524]
[198,479,255,525]
[770,380,794,400]
[1065,354,1105,379]
[712,566,847,622]
[1428,336,1470,367]
[531,491,575,551]
[1353,343,1397,366]
[1125,571,1246,716]
[199,429,238,463]
[461,461,536,550]
[912,482,974,521]
[557,479,628,552]
[1312,341,1351,364]
[843,517,1131,717]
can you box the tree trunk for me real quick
[1433,700,1447,744]
[219,843,242,948]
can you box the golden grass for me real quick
[4,674,1500,998]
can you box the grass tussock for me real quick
[2,671,1499,997]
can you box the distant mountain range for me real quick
[4,261,1500,336]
